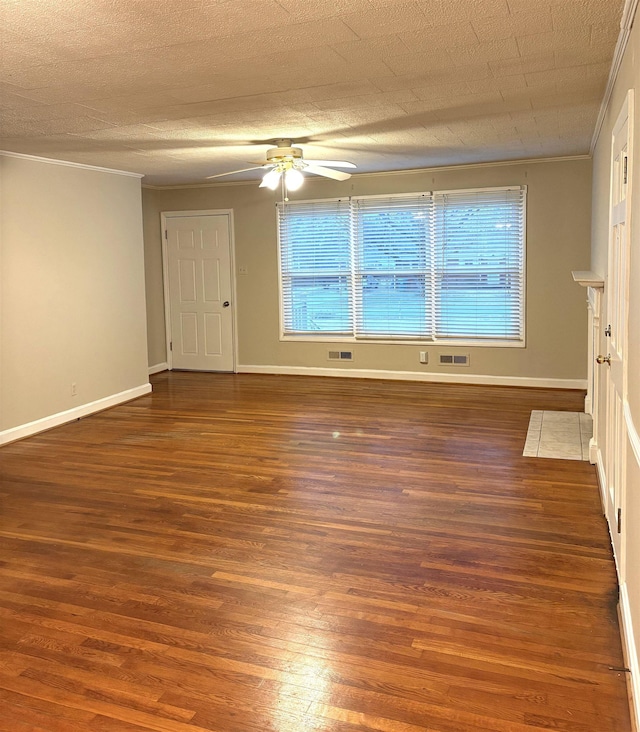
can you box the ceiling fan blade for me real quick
[304,165,352,181]
[205,166,265,180]
[303,159,356,169]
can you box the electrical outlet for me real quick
[419,351,428,364]
[71,383,77,396]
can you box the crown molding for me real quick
[142,154,591,191]
[590,0,639,154]
[0,150,144,178]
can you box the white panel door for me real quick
[166,214,234,371]
[601,91,633,575]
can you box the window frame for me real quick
[277,186,527,348]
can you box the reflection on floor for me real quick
[523,410,592,460]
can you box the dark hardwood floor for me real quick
[0,372,631,731]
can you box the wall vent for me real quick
[439,354,469,367]
[328,350,353,361]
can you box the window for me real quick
[279,198,352,335]
[353,194,433,337]
[278,186,526,344]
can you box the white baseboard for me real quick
[0,383,152,446]
[595,443,639,729]
[623,403,640,729]
[595,446,607,512]
[620,582,640,731]
[585,394,592,415]
[149,362,169,375]
[237,364,587,390]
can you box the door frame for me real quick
[598,88,634,580]
[161,209,238,372]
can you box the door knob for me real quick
[596,354,611,365]
[222,301,230,308]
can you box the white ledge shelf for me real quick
[572,270,604,289]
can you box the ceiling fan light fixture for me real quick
[261,168,281,190]
[284,168,304,191]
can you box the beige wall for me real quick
[0,155,149,433]
[144,157,592,383]
[591,14,640,717]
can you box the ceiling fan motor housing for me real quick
[266,141,303,165]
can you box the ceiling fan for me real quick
[205,139,356,190]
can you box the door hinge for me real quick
[605,324,612,337]
[623,156,628,184]
[617,507,622,534]
[169,341,173,352]
[165,229,168,239]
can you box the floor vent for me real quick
[328,350,353,361]
[439,354,469,366]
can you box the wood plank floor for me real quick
[0,372,631,732]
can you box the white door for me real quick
[165,213,235,371]
[601,91,633,574]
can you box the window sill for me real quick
[279,335,526,348]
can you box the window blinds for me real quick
[278,198,352,334]
[352,194,433,338]
[433,187,525,340]
[278,187,526,342]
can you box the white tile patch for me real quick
[523,410,592,460]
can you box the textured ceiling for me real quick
[0,0,625,186]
